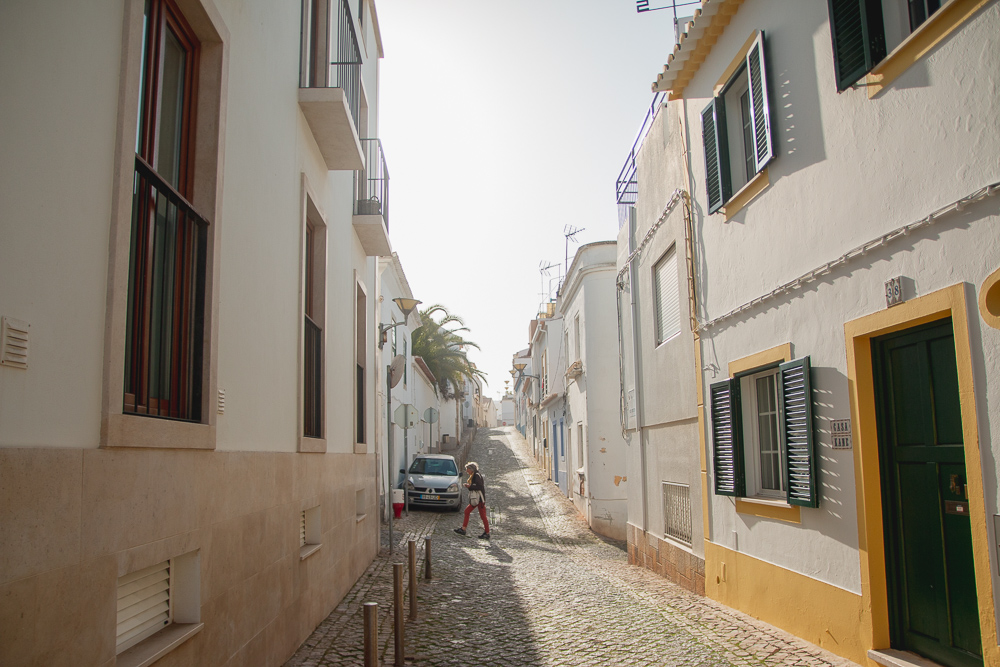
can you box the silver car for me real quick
[404,454,462,511]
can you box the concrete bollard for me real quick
[424,537,432,580]
[363,602,378,667]
[393,563,404,666]
[408,540,418,621]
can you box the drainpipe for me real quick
[628,208,649,533]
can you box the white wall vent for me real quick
[116,560,171,653]
[1,316,29,369]
[662,482,692,546]
[217,388,225,414]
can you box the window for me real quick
[355,282,366,444]
[827,0,945,91]
[115,550,200,663]
[574,315,581,361]
[662,482,693,545]
[124,0,206,420]
[654,246,681,345]
[300,506,321,559]
[710,356,819,507]
[577,423,584,468]
[702,31,774,214]
[304,217,325,439]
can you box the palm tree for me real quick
[411,304,486,398]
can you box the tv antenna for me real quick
[563,225,585,280]
[539,260,558,301]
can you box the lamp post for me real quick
[381,297,420,554]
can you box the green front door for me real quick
[873,318,982,667]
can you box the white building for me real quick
[0,0,394,664]
[626,1,1000,665]
[560,242,629,540]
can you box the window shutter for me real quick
[827,0,887,91]
[710,378,745,496]
[116,561,171,653]
[654,247,681,344]
[778,357,819,507]
[701,98,731,214]
[745,31,774,173]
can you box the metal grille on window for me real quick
[116,560,171,653]
[662,482,692,545]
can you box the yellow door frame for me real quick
[844,282,997,664]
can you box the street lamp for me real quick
[381,296,420,554]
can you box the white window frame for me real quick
[739,367,786,499]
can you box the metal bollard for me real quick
[408,540,418,620]
[393,563,405,666]
[363,602,378,667]
[424,537,432,580]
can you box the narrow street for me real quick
[285,428,859,667]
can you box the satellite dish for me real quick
[389,355,405,388]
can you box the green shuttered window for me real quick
[710,356,819,508]
[827,0,887,91]
[701,31,774,214]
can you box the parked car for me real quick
[404,454,462,511]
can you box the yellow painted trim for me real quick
[722,167,769,221]
[735,498,801,523]
[727,342,791,377]
[705,541,868,664]
[865,0,992,98]
[979,264,1000,329]
[713,30,759,95]
[844,283,998,665]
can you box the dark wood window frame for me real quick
[303,221,323,438]
[124,0,207,422]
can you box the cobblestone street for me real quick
[285,427,860,667]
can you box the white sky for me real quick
[377,0,686,399]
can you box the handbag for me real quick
[469,490,483,506]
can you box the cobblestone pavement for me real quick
[285,427,860,667]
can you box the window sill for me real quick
[722,167,769,221]
[865,0,991,98]
[354,442,367,454]
[116,622,203,667]
[299,543,322,561]
[735,497,800,523]
[299,436,326,453]
[103,413,215,450]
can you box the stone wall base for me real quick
[627,523,705,595]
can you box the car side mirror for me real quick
[399,469,405,474]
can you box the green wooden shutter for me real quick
[701,98,731,215]
[778,357,819,507]
[745,31,774,173]
[827,0,887,91]
[710,378,744,496]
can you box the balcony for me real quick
[616,92,664,228]
[298,0,365,170]
[353,138,391,256]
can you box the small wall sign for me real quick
[831,419,852,449]
[885,276,904,307]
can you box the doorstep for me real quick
[868,649,946,667]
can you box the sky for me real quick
[376,0,689,399]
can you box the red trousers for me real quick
[462,502,489,532]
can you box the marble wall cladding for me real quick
[0,448,378,666]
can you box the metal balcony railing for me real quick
[125,155,208,421]
[300,0,363,132]
[354,138,389,228]
[616,92,665,227]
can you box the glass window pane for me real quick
[157,27,187,189]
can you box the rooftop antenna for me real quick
[635,0,700,43]
[539,260,558,301]
[563,225,585,280]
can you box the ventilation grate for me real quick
[663,482,692,545]
[116,560,171,653]
[1,317,29,369]
[217,388,226,414]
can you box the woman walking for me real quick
[454,462,490,540]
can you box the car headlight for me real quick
[405,480,415,490]
[447,483,459,493]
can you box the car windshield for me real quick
[409,458,458,476]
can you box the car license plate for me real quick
[420,494,440,500]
